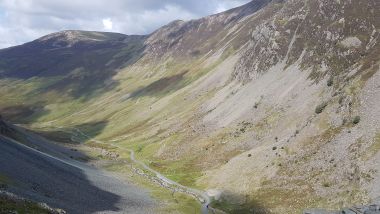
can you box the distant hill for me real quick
[0,0,379,213]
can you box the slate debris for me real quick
[304,204,380,214]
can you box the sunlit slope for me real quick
[0,0,380,213]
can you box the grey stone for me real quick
[304,205,380,214]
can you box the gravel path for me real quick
[0,135,155,214]
[128,148,211,214]
[73,128,212,214]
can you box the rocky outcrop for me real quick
[233,0,379,82]
[0,190,66,214]
[0,0,379,213]
[304,204,380,214]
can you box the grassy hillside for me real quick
[0,0,380,213]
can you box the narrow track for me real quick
[72,128,212,214]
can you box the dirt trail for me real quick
[72,127,212,214]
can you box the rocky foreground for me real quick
[0,0,379,213]
[0,190,66,214]
[305,203,380,214]
[0,125,156,214]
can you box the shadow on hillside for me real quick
[0,104,51,124]
[44,43,146,100]
[211,190,271,214]
[33,121,109,145]
[0,103,108,144]
[0,36,147,101]
[129,71,188,99]
[0,134,126,214]
[72,121,109,142]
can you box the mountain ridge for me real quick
[0,0,380,213]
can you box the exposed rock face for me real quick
[144,0,272,60]
[304,203,380,214]
[0,0,379,213]
[232,0,379,82]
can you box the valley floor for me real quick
[0,123,207,214]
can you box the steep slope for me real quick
[143,0,271,61]
[0,117,156,214]
[0,30,145,79]
[0,0,380,213]
[0,30,146,123]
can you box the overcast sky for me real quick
[0,0,251,48]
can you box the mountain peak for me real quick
[0,1,379,213]
[34,30,128,48]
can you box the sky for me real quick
[0,0,251,48]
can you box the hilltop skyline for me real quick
[0,0,250,48]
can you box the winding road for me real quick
[0,135,155,214]
[72,128,212,214]
[127,148,211,214]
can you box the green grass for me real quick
[210,198,269,214]
[155,191,201,214]
[0,49,234,213]
[155,159,203,188]
[103,161,202,214]
[123,138,203,188]
[0,174,11,186]
[0,196,52,214]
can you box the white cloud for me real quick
[102,18,113,31]
[0,0,251,48]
